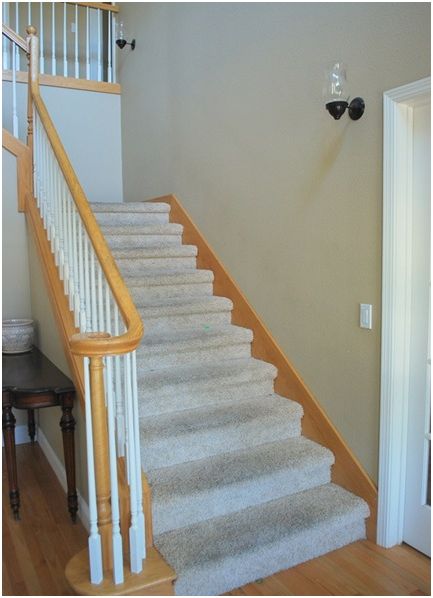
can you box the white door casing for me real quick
[377,77,430,549]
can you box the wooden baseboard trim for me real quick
[3,70,121,95]
[151,193,378,541]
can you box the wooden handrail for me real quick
[68,2,120,13]
[2,24,28,53]
[26,28,143,358]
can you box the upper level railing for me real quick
[2,2,118,83]
[2,24,146,586]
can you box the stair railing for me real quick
[2,2,118,83]
[3,24,145,585]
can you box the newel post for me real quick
[89,354,113,572]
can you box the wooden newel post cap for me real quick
[26,26,37,36]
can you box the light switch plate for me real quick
[360,304,372,329]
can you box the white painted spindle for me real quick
[114,304,125,457]
[107,12,112,83]
[90,249,97,331]
[97,8,102,82]
[84,357,104,584]
[132,349,146,559]
[63,2,67,76]
[27,3,31,28]
[51,2,56,75]
[74,3,79,78]
[15,2,20,70]
[112,14,117,84]
[85,6,90,80]
[39,4,44,73]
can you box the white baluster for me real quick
[84,236,92,332]
[104,286,124,584]
[39,4,44,74]
[33,112,40,203]
[85,7,90,80]
[11,41,18,138]
[112,14,116,84]
[125,353,142,573]
[62,181,70,296]
[107,12,112,83]
[90,248,98,331]
[84,357,104,584]
[74,3,79,78]
[78,220,87,331]
[51,2,56,75]
[97,8,102,82]
[63,2,67,77]
[72,208,80,326]
[52,162,61,268]
[3,4,10,70]
[67,194,75,310]
[132,350,146,560]
[27,3,31,28]
[114,305,125,457]
[97,264,104,332]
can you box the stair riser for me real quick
[106,235,183,249]
[137,342,251,370]
[95,212,170,226]
[140,416,302,470]
[140,310,232,333]
[117,257,197,273]
[167,519,366,596]
[138,379,275,417]
[130,283,214,302]
[153,463,332,535]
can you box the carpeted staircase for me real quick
[92,201,370,596]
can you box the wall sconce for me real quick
[116,21,135,50]
[324,62,365,120]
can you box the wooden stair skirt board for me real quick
[65,547,176,596]
[151,193,378,540]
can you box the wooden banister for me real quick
[68,2,120,13]
[2,24,28,53]
[26,28,143,358]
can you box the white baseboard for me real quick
[37,425,90,531]
[2,424,32,447]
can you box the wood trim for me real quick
[2,129,32,213]
[2,25,28,53]
[25,193,85,406]
[2,70,121,95]
[378,77,431,548]
[68,2,120,13]
[152,193,378,541]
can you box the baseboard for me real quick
[2,424,32,447]
[37,425,90,531]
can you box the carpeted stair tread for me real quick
[139,395,303,469]
[123,268,214,287]
[101,223,183,236]
[91,201,170,213]
[137,357,277,416]
[154,483,369,596]
[112,244,197,259]
[149,436,334,534]
[137,324,253,357]
[137,295,233,316]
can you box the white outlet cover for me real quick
[360,304,373,329]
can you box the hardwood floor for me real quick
[3,443,431,596]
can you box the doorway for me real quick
[377,77,431,555]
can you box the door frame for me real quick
[377,76,430,547]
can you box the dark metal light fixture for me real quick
[324,63,365,120]
[116,21,135,50]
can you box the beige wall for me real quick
[119,2,431,481]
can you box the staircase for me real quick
[92,201,370,596]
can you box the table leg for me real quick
[27,409,36,443]
[2,398,20,520]
[60,393,78,523]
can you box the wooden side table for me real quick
[2,346,78,522]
